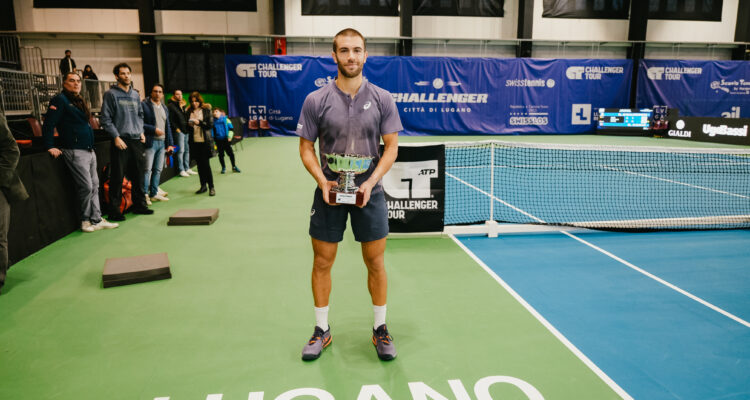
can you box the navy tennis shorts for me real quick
[309,187,389,243]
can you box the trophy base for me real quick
[329,190,364,206]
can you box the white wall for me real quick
[646,0,739,43]
[20,38,145,96]
[13,0,139,33]
[413,0,517,40]
[155,1,272,35]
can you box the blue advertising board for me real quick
[225,55,632,136]
[637,60,750,118]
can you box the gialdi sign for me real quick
[667,116,750,146]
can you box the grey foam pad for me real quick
[168,208,219,225]
[102,252,171,288]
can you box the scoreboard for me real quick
[597,108,653,131]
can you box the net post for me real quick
[489,141,495,224]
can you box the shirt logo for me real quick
[363,101,372,110]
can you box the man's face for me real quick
[116,67,131,86]
[151,86,163,102]
[332,35,367,79]
[63,74,81,94]
[174,90,182,101]
[65,51,71,58]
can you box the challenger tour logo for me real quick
[236,63,302,78]
[566,66,624,80]
[646,66,702,80]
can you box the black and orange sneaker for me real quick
[372,324,397,361]
[301,326,332,361]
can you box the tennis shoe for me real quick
[372,324,397,361]
[301,326,332,361]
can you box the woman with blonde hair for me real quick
[184,91,215,195]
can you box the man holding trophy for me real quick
[297,28,402,361]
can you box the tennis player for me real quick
[297,28,402,361]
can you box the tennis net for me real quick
[444,141,750,231]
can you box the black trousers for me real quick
[109,138,147,214]
[0,190,8,290]
[215,139,235,169]
[192,142,214,189]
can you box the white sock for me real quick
[373,304,387,329]
[314,306,329,331]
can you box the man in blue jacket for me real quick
[142,84,174,203]
[100,63,152,221]
[43,72,119,233]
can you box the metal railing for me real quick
[20,46,44,74]
[0,67,115,118]
[0,35,21,69]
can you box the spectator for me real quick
[59,50,77,76]
[82,65,98,80]
[42,72,119,233]
[212,107,240,174]
[185,92,215,196]
[100,63,152,221]
[0,114,29,295]
[167,90,193,177]
[142,84,175,203]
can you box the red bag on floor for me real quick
[103,177,133,214]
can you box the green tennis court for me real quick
[0,136,640,400]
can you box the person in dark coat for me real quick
[184,92,215,196]
[59,50,77,76]
[167,90,192,177]
[0,114,29,294]
[42,72,119,233]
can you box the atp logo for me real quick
[647,67,665,80]
[566,66,585,80]
[571,104,592,125]
[236,64,257,78]
[383,161,438,199]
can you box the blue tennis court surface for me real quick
[458,229,750,400]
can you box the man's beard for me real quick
[117,77,130,87]
[336,58,363,78]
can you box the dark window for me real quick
[414,0,504,17]
[155,0,257,12]
[542,0,630,19]
[648,0,722,21]
[162,42,249,93]
[302,0,398,16]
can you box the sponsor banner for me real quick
[225,55,632,136]
[637,60,750,119]
[666,116,750,145]
[382,144,445,233]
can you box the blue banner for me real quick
[225,55,632,136]
[637,60,750,118]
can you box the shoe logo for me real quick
[363,101,371,110]
[311,208,315,216]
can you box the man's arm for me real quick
[299,137,337,205]
[357,132,398,207]
[141,101,156,137]
[41,96,64,158]
[100,92,127,149]
[0,115,20,188]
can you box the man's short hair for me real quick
[332,28,366,52]
[151,83,165,92]
[63,72,80,82]
[113,62,132,76]
[65,50,71,54]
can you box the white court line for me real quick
[450,234,634,400]
[559,231,750,329]
[600,166,750,200]
[447,171,750,328]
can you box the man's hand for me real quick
[48,148,62,158]
[155,128,165,137]
[319,180,339,206]
[140,133,146,143]
[357,180,375,208]
[114,136,127,150]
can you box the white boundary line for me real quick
[559,231,750,329]
[600,166,750,200]
[449,234,634,400]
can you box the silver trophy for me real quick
[324,153,374,206]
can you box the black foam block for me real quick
[168,208,219,225]
[102,252,171,288]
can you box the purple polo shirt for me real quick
[297,78,402,191]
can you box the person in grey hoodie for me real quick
[100,63,152,221]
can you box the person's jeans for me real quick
[144,139,165,197]
[175,131,190,172]
[62,149,101,223]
